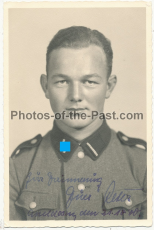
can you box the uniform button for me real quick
[16,149,20,155]
[31,139,37,144]
[78,151,84,158]
[78,184,85,191]
[122,136,129,141]
[125,198,132,206]
[29,201,36,209]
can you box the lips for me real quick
[67,108,87,112]
[66,108,87,114]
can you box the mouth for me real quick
[66,108,87,114]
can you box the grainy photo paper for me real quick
[4,1,152,227]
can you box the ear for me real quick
[40,74,50,99]
[105,75,117,99]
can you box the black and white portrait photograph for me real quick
[4,1,152,228]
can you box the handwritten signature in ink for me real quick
[66,186,91,208]
[104,181,142,204]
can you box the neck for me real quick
[55,119,103,141]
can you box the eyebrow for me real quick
[51,73,102,79]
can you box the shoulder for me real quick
[10,134,43,160]
[116,131,147,152]
[111,130,147,184]
[9,134,44,188]
[110,129,147,169]
[112,130,147,180]
[112,130,147,159]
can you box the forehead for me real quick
[47,45,107,76]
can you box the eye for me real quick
[84,80,98,86]
[55,80,68,87]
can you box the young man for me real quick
[9,26,147,220]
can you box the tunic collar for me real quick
[50,120,111,162]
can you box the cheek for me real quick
[86,86,107,106]
[48,87,66,110]
[48,86,63,100]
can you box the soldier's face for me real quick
[41,45,116,129]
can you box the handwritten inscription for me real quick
[104,181,131,203]
[25,172,43,189]
[104,181,142,204]
[27,209,77,220]
[47,172,102,192]
[27,208,141,220]
[80,208,141,217]
[66,186,91,208]
[25,173,143,210]
[25,172,102,191]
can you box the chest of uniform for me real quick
[15,146,146,220]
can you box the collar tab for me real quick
[51,120,111,162]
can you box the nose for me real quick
[68,82,83,102]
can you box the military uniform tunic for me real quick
[9,121,147,220]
